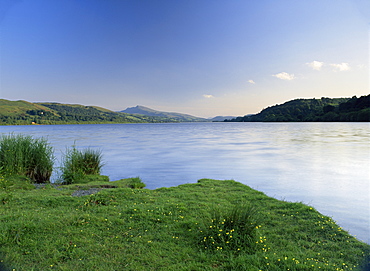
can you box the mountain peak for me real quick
[120,106,206,122]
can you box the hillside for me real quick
[0,99,56,116]
[209,116,237,122]
[0,100,182,125]
[227,95,370,122]
[121,105,207,122]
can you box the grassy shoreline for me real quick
[0,178,369,270]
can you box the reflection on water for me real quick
[1,122,369,243]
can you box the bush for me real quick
[199,203,260,254]
[60,147,104,184]
[112,177,146,189]
[0,134,54,183]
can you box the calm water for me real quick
[1,122,369,243]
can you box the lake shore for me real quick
[1,122,369,245]
[0,178,369,270]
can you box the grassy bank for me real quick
[0,178,369,270]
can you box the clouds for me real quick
[306,61,324,71]
[203,94,214,99]
[273,72,295,81]
[272,60,352,81]
[306,61,351,72]
[248,80,256,84]
[330,63,350,71]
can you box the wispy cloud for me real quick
[203,94,214,98]
[273,72,295,80]
[306,61,324,71]
[306,60,352,72]
[248,79,255,84]
[330,62,350,71]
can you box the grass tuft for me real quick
[113,177,146,189]
[0,134,54,183]
[59,146,104,184]
[200,204,260,254]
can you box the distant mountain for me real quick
[0,100,189,125]
[209,116,237,122]
[226,95,370,122]
[121,105,207,122]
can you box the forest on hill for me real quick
[227,95,370,122]
[0,100,182,125]
[1,95,369,125]
[121,105,206,122]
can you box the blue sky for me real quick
[0,0,369,117]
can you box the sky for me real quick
[0,0,369,118]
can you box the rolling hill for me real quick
[227,95,370,122]
[120,105,207,122]
[0,100,189,125]
[2,95,368,125]
[208,116,237,122]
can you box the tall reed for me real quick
[60,147,103,184]
[200,203,260,254]
[0,134,54,183]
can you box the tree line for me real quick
[226,95,370,122]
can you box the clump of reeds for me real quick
[0,134,54,183]
[60,146,103,184]
[200,203,260,254]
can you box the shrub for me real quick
[113,177,146,189]
[60,147,104,184]
[200,203,260,254]
[126,177,146,189]
[0,134,54,183]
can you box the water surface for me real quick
[1,122,369,243]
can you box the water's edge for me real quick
[1,122,369,243]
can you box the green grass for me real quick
[0,178,369,270]
[0,134,54,183]
[0,99,54,116]
[200,203,259,254]
[59,147,104,184]
[0,134,108,185]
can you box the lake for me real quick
[1,122,369,244]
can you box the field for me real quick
[0,178,369,270]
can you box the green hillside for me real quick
[228,95,370,122]
[0,99,56,116]
[121,105,207,122]
[0,100,182,125]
